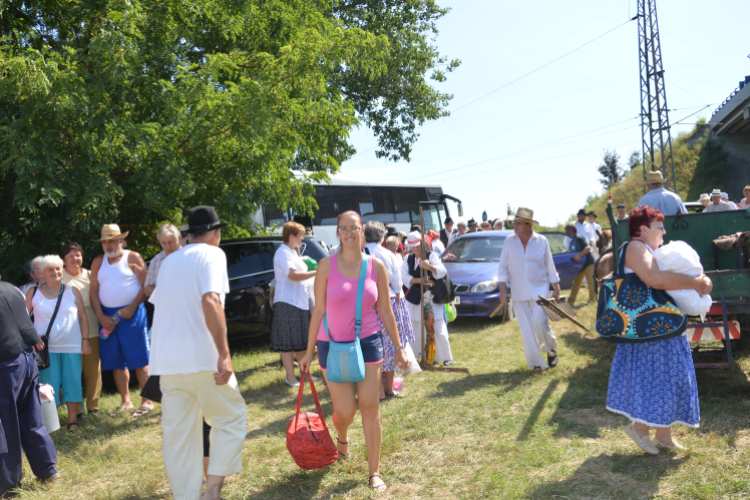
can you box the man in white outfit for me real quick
[400,231,454,366]
[498,208,561,371]
[149,206,247,500]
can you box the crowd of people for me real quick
[1,175,744,497]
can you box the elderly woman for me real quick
[272,221,317,387]
[61,242,101,418]
[740,186,750,210]
[143,223,182,298]
[300,211,407,492]
[606,206,712,454]
[26,255,91,432]
[19,256,44,294]
[385,236,403,264]
[363,222,412,399]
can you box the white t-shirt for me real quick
[32,285,82,354]
[148,243,230,375]
[273,244,312,310]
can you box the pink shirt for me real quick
[317,254,381,342]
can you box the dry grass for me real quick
[13,301,750,499]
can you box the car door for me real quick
[222,242,274,340]
[541,232,585,290]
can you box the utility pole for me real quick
[637,0,676,193]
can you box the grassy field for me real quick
[14,301,750,499]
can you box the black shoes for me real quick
[548,352,558,368]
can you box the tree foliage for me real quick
[597,149,623,189]
[0,0,458,282]
[627,149,641,171]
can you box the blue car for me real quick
[441,230,586,318]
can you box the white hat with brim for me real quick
[405,230,422,248]
[93,224,129,242]
[711,189,722,197]
[699,193,710,202]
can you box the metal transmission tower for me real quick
[637,0,676,193]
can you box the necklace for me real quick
[44,282,64,297]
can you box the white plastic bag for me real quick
[395,342,422,377]
[653,241,712,319]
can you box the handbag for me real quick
[140,375,162,403]
[595,241,687,343]
[431,272,456,305]
[286,370,338,470]
[323,255,370,384]
[32,284,65,371]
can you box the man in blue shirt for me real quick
[565,223,596,305]
[636,170,687,215]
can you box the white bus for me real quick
[253,178,463,247]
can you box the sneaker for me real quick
[547,352,558,368]
[652,437,686,451]
[624,423,659,455]
[443,361,456,367]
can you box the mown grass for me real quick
[14,301,750,499]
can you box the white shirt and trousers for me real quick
[498,233,560,370]
[149,244,247,500]
[401,252,453,362]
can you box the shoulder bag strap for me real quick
[43,284,65,342]
[29,285,38,321]
[617,241,630,277]
[364,247,370,255]
[355,256,369,342]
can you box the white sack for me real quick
[395,342,422,377]
[653,241,712,318]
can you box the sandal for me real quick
[369,474,387,492]
[110,406,131,418]
[67,422,80,432]
[336,437,349,461]
[132,406,153,418]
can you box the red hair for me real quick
[628,206,664,238]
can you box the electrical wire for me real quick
[450,18,636,114]
[436,141,639,182]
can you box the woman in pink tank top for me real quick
[300,211,407,493]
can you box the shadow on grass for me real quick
[517,379,560,441]
[428,368,537,401]
[245,468,358,500]
[526,452,688,499]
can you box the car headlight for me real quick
[471,281,498,293]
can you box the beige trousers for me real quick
[82,336,102,411]
[160,371,247,500]
[569,264,596,303]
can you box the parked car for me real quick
[221,235,328,342]
[441,230,585,318]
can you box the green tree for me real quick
[597,149,623,190]
[0,0,458,283]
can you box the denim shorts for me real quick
[317,333,384,370]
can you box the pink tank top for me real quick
[317,254,380,342]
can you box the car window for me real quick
[543,232,572,255]
[301,240,329,262]
[222,242,265,279]
[442,237,505,263]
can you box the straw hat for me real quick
[710,189,722,198]
[93,224,129,242]
[645,170,665,185]
[512,207,538,224]
[699,193,710,202]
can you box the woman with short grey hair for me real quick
[363,221,413,398]
[144,223,182,298]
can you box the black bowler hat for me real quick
[467,218,478,226]
[577,209,588,216]
[444,216,454,225]
[180,205,229,234]
[588,211,597,218]
[386,226,399,237]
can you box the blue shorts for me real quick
[317,333,384,370]
[99,303,150,371]
[39,353,83,406]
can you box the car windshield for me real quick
[442,237,506,263]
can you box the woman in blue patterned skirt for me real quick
[606,206,712,454]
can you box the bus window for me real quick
[314,186,355,225]
[392,187,426,223]
[421,203,442,232]
[264,206,289,227]
[358,186,396,223]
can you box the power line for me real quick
[437,141,639,182]
[408,116,640,181]
[450,17,636,114]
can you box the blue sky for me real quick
[336,0,750,226]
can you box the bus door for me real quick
[419,202,445,233]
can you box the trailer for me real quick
[606,202,750,368]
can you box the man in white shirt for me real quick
[574,209,595,248]
[587,211,602,247]
[149,206,246,500]
[705,189,732,213]
[498,207,561,371]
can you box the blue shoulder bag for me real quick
[324,256,370,384]
[595,241,687,343]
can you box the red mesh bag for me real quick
[287,371,338,470]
